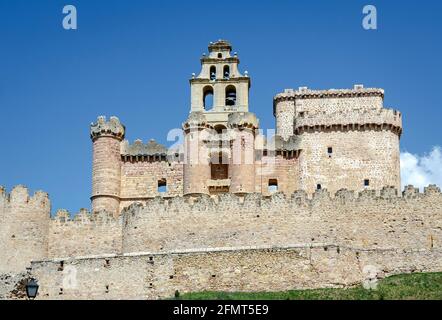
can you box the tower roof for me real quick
[208,40,232,52]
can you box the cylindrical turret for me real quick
[273,90,296,140]
[90,116,125,217]
[228,113,258,194]
[183,112,211,195]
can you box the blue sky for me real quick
[0,0,441,213]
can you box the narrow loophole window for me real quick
[327,147,333,157]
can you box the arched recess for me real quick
[223,65,230,79]
[214,124,227,134]
[225,85,237,106]
[203,86,214,110]
[210,66,216,80]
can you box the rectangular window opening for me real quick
[364,179,370,187]
[327,147,333,157]
[158,179,167,193]
[268,179,278,193]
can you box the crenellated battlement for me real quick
[120,139,169,162]
[0,186,51,274]
[53,208,118,224]
[274,86,385,102]
[120,184,442,255]
[1,183,441,278]
[294,108,402,136]
[121,185,441,219]
[90,116,125,141]
[0,185,50,209]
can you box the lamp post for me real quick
[25,279,39,300]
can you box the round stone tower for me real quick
[182,112,211,195]
[90,116,125,216]
[228,112,259,194]
[274,89,296,140]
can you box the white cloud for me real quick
[401,146,442,190]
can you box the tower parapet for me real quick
[274,86,384,102]
[120,139,168,162]
[90,116,125,217]
[90,116,125,141]
[273,86,386,139]
[294,108,402,136]
[227,112,258,130]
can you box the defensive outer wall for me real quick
[1,184,441,299]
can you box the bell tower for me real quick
[184,40,258,196]
[190,40,251,126]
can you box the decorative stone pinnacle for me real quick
[90,116,125,141]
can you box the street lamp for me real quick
[25,279,39,300]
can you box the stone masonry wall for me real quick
[274,99,295,140]
[295,95,384,114]
[255,155,300,196]
[298,129,401,194]
[48,209,122,259]
[30,245,442,300]
[1,184,441,275]
[0,186,50,274]
[119,160,183,212]
[121,185,441,254]
[0,186,123,270]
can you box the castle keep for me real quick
[0,41,440,300]
[90,40,402,217]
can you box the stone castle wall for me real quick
[1,184,441,299]
[1,185,441,270]
[298,129,401,194]
[255,155,300,196]
[0,186,50,274]
[119,160,184,212]
[121,186,441,254]
[48,209,122,259]
[30,245,442,300]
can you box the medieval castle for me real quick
[0,40,441,300]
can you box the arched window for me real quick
[225,85,236,106]
[214,124,227,134]
[203,86,214,110]
[223,65,230,79]
[210,66,216,80]
[218,53,222,59]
